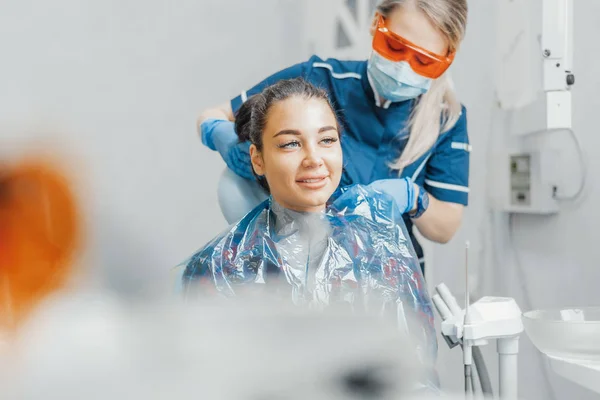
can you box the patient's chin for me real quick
[300,192,331,209]
[272,186,334,212]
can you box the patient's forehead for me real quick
[263,96,338,138]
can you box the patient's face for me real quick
[250,96,342,213]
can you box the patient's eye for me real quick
[278,140,300,149]
[320,137,338,146]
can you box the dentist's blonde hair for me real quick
[376,0,468,172]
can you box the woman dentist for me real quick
[197,0,470,274]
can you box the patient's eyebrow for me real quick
[273,129,300,138]
[318,126,337,134]
[273,126,338,138]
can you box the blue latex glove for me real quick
[367,177,417,214]
[200,118,254,179]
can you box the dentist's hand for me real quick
[367,177,418,214]
[199,118,254,180]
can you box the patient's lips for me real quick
[296,174,329,189]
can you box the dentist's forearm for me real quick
[412,186,464,244]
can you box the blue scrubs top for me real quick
[231,55,470,265]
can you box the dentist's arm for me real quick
[410,185,463,244]
[196,102,253,180]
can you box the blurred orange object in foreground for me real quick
[0,159,80,329]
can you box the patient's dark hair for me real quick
[234,78,339,192]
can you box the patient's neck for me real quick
[271,199,328,234]
[271,201,326,214]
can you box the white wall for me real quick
[0,0,306,293]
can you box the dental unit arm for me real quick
[542,0,574,130]
[434,287,523,399]
[432,242,523,399]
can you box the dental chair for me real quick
[170,168,267,292]
[217,168,268,225]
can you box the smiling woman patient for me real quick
[181,78,439,391]
[236,79,343,212]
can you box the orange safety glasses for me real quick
[372,16,455,79]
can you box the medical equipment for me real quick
[523,307,600,395]
[505,0,574,134]
[542,0,574,130]
[493,0,585,214]
[460,242,474,399]
[434,288,523,399]
[544,0,586,199]
[503,149,560,214]
[432,242,523,399]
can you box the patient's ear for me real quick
[249,144,264,176]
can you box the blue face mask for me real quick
[367,51,433,103]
